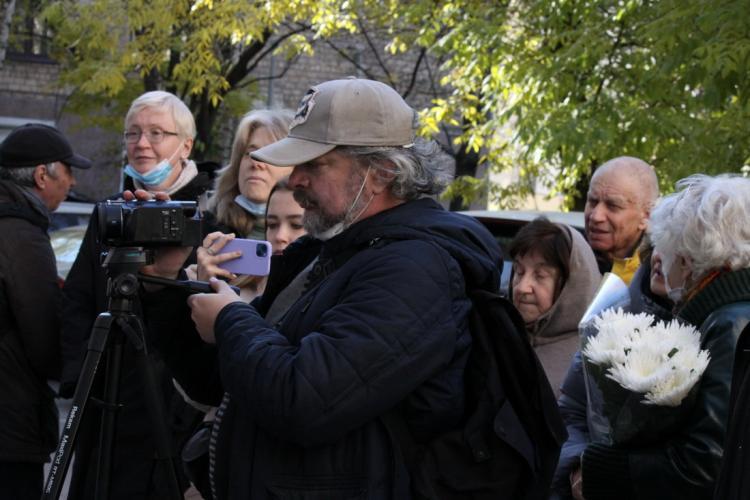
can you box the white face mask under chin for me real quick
[661,253,686,303]
[316,167,373,241]
[665,280,685,303]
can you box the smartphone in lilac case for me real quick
[216,238,272,276]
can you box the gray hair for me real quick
[0,163,59,188]
[337,139,454,200]
[125,90,196,139]
[649,174,750,277]
[595,156,659,209]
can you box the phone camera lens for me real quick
[256,244,268,257]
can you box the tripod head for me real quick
[101,247,149,314]
[101,246,239,304]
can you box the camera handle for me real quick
[42,249,183,500]
[138,273,241,295]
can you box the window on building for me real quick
[7,0,53,62]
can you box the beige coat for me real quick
[526,225,602,396]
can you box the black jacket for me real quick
[708,269,750,500]
[0,180,60,463]
[569,267,748,500]
[144,198,502,500]
[553,262,673,498]
[60,171,213,500]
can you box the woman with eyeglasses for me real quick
[60,91,213,500]
[120,92,204,195]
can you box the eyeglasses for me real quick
[124,129,179,144]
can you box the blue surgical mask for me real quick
[124,144,182,187]
[234,195,266,217]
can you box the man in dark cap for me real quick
[0,123,91,498]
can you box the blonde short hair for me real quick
[209,109,293,235]
[125,91,196,139]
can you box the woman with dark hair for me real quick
[264,177,306,257]
[509,217,601,396]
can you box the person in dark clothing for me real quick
[181,176,308,499]
[140,78,503,499]
[60,91,211,500]
[659,176,750,500]
[0,123,92,499]
[553,240,672,499]
[561,174,750,500]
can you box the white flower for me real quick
[606,348,666,393]
[644,349,710,406]
[584,308,648,366]
[583,309,710,407]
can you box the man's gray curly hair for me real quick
[649,174,750,277]
[337,139,454,200]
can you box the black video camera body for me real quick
[97,199,202,247]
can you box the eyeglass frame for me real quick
[123,128,180,144]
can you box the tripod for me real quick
[43,247,183,500]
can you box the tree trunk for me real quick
[449,144,480,211]
[0,0,17,69]
[570,159,598,211]
[192,90,220,161]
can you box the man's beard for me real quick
[293,170,369,239]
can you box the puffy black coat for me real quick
[0,180,60,463]
[144,198,502,500]
[709,270,750,500]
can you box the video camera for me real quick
[97,199,202,248]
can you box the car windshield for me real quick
[49,200,94,281]
[50,225,87,280]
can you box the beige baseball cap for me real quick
[251,78,417,167]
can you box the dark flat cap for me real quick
[0,123,92,169]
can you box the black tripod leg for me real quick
[42,313,115,500]
[95,320,126,500]
[118,316,183,500]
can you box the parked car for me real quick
[460,209,585,295]
[50,201,94,281]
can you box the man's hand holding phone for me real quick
[188,278,243,344]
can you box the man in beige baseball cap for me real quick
[175,77,503,498]
[252,77,417,167]
[250,77,430,239]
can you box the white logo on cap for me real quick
[290,87,318,130]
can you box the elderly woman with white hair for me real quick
[60,91,215,500]
[573,174,750,500]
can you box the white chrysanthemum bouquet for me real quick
[581,308,710,444]
[583,308,710,406]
